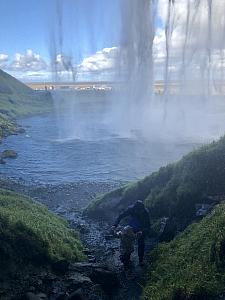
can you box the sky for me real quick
[0,0,224,83]
[0,0,121,82]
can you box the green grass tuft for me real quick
[143,203,225,299]
[0,189,84,271]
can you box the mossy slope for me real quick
[86,136,225,226]
[0,189,84,273]
[0,69,53,141]
[143,203,225,299]
[0,69,52,117]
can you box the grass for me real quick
[143,203,225,299]
[0,113,18,141]
[0,189,84,272]
[0,69,53,141]
[86,135,225,227]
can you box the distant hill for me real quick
[0,69,52,118]
[0,69,53,141]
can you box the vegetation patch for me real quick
[0,69,53,142]
[86,136,225,227]
[0,113,18,142]
[143,203,225,299]
[0,189,84,273]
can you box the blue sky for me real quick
[0,0,121,58]
[0,0,122,81]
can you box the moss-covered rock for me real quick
[1,149,17,159]
[143,203,225,299]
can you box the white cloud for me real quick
[9,49,47,72]
[79,47,119,73]
[0,53,9,67]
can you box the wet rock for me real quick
[42,273,57,285]
[68,289,86,300]
[1,149,18,159]
[0,158,6,164]
[36,293,48,300]
[88,256,96,263]
[90,284,106,300]
[195,203,213,217]
[55,293,69,300]
[67,272,92,290]
[89,268,119,295]
[15,127,26,134]
[69,262,105,274]
[52,260,70,275]
[72,221,90,234]
[83,248,92,255]
[25,292,47,300]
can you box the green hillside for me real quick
[0,188,84,274]
[143,203,225,299]
[0,69,52,141]
[0,69,52,117]
[86,136,225,228]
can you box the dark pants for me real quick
[138,234,145,263]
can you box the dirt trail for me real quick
[1,179,154,299]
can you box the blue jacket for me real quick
[114,202,150,234]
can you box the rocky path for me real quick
[0,179,154,299]
[34,181,149,300]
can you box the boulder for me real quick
[68,289,86,300]
[1,149,18,159]
[89,268,119,295]
[66,272,92,290]
[25,292,48,300]
[69,263,118,296]
[0,158,6,164]
[52,260,70,275]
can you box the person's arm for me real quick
[113,207,132,227]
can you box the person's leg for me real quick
[138,234,145,263]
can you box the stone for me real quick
[67,272,92,290]
[68,289,86,300]
[0,158,6,164]
[89,268,119,295]
[69,263,104,274]
[25,292,47,300]
[52,260,70,275]
[1,149,18,159]
[25,293,39,300]
[55,293,69,300]
[195,203,212,217]
[36,293,48,300]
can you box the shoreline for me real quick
[0,177,125,211]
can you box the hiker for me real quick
[112,200,150,265]
[115,225,137,269]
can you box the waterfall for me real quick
[50,0,225,142]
